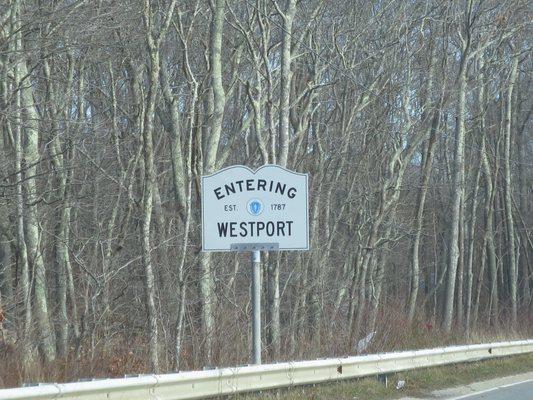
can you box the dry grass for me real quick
[1,306,531,389]
[0,339,148,388]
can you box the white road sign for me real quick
[201,165,309,251]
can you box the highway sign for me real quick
[201,165,309,251]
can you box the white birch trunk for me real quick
[442,8,471,330]
[503,53,519,326]
[15,3,56,361]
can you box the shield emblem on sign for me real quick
[248,199,263,216]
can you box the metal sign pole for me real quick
[251,250,261,364]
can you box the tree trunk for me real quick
[503,53,519,327]
[408,111,439,322]
[12,24,33,363]
[0,233,12,307]
[265,0,297,358]
[478,56,499,327]
[43,58,71,358]
[465,153,482,335]
[196,0,226,365]
[442,23,470,332]
[277,0,296,168]
[141,3,160,372]
[16,7,56,360]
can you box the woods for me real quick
[0,0,531,385]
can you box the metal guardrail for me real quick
[1,340,532,400]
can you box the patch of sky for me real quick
[411,151,422,166]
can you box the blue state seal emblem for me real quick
[247,198,263,216]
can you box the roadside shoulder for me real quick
[399,371,533,400]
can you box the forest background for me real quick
[0,0,531,387]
